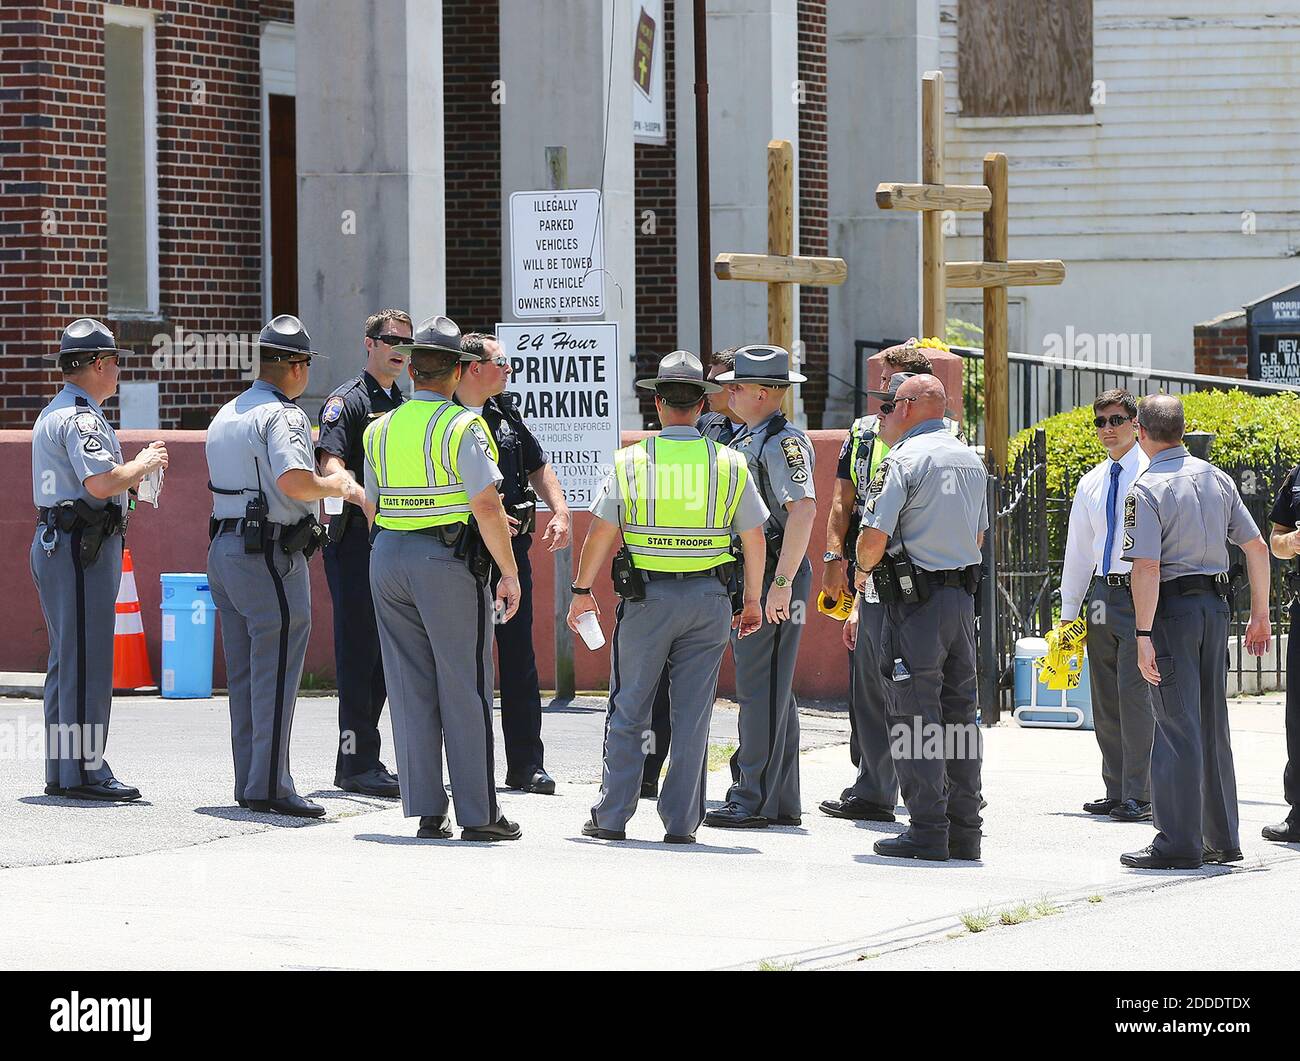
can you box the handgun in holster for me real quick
[725,538,745,616]
[763,525,785,583]
[63,499,121,566]
[611,544,646,601]
[280,515,325,560]
[326,502,354,545]
[454,519,495,584]
[1223,562,1244,606]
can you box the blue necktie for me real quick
[1101,461,1122,576]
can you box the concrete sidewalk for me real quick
[0,695,1296,970]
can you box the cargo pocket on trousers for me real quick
[1151,656,1185,721]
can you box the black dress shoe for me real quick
[417,815,453,839]
[1262,820,1300,843]
[873,833,949,861]
[640,779,659,799]
[462,815,521,842]
[949,835,982,860]
[772,815,802,827]
[63,779,141,803]
[1083,796,1120,815]
[1202,846,1243,865]
[1120,844,1201,870]
[245,794,326,818]
[236,799,248,809]
[664,833,695,844]
[819,796,895,822]
[507,768,556,795]
[1109,798,1152,822]
[702,802,769,829]
[43,783,63,797]
[581,819,626,841]
[339,768,401,798]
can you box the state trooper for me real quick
[1120,394,1272,869]
[315,309,412,799]
[363,315,523,842]
[857,374,989,861]
[703,345,817,830]
[1264,464,1300,844]
[568,351,767,843]
[207,314,364,818]
[821,347,964,824]
[30,319,168,801]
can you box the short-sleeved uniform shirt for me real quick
[363,390,503,510]
[315,370,405,486]
[1268,466,1300,531]
[859,418,989,572]
[461,393,548,511]
[1121,445,1258,578]
[696,411,740,445]
[728,412,816,535]
[31,383,127,511]
[206,379,317,526]
[590,425,770,533]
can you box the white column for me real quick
[499,0,638,420]
[294,0,446,410]
[825,0,940,426]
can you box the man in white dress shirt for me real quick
[1059,389,1155,822]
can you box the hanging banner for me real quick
[633,0,667,145]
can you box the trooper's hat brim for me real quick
[259,340,324,359]
[44,347,128,362]
[713,370,807,385]
[392,341,477,361]
[634,377,721,395]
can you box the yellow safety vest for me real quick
[363,398,499,531]
[616,435,748,572]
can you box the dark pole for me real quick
[694,0,713,358]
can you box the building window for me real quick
[958,0,1093,118]
[104,5,158,314]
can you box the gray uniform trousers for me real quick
[369,530,498,829]
[727,559,812,820]
[592,577,733,836]
[207,531,311,802]
[846,598,898,808]
[1148,589,1238,860]
[880,585,983,848]
[29,529,123,788]
[1085,581,1154,802]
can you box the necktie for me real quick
[1101,461,1122,576]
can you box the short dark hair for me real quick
[460,332,495,360]
[365,309,412,338]
[656,381,707,408]
[410,347,460,382]
[1137,395,1184,444]
[711,347,738,369]
[1093,388,1137,419]
[882,344,933,374]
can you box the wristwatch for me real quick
[570,584,592,596]
[772,574,791,589]
[1136,629,1152,638]
[822,551,843,563]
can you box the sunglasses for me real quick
[879,396,917,415]
[370,333,412,347]
[1093,414,1132,428]
[478,355,510,368]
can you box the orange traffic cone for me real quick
[113,547,156,693]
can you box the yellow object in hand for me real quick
[817,590,854,621]
[1036,617,1088,691]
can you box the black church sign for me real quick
[1247,281,1300,385]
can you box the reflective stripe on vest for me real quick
[363,399,499,530]
[615,436,747,572]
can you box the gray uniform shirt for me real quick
[31,383,128,511]
[728,412,816,534]
[1120,445,1258,579]
[859,418,989,571]
[590,425,770,532]
[206,379,317,525]
[363,390,503,509]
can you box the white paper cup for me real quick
[575,610,605,650]
[324,495,344,515]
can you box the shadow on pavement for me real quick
[565,836,762,854]
[194,806,324,828]
[17,796,152,810]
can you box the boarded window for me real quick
[958,0,1093,117]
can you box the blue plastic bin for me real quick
[1012,636,1094,730]
[160,573,216,699]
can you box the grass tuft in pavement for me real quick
[757,959,794,972]
[960,907,996,933]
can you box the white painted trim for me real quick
[955,113,1099,130]
[260,21,296,320]
[104,4,159,317]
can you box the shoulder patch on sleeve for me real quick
[468,420,492,451]
[1123,531,1134,551]
[284,408,310,433]
[83,436,103,453]
[74,412,101,437]
[1123,492,1137,529]
[780,436,806,469]
[868,458,891,496]
[321,395,345,424]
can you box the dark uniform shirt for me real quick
[696,411,740,445]
[465,393,548,512]
[316,370,406,485]
[1269,466,1300,531]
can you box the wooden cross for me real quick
[715,139,847,417]
[875,70,1065,473]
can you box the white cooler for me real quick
[1012,636,1094,730]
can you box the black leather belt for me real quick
[919,567,971,589]
[1162,572,1230,599]
[410,524,464,546]
[214,518,284,540]
[644,567,726,582]
[1093,573,1131,588]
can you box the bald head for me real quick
[896,374,947,420]
[1137,394,1184,445]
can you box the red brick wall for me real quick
[1194,311,1248,379]
[797,0,828,428]
[443,0,502,334]
[0,1,287,429]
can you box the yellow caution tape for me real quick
[1035,616,1088,691]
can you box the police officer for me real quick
[30,319,167,801]
[456,332,571,795]
[568,351,767,842]
[1120,394,1272,869]
[643,350,741,797]
[1264,466,1300,844]
[857,374,988,861]
[207,314,363,817]
[315,309,411,798]
[703,345,817,830]
[363,315,522,842]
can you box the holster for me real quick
[63,500,120,566]
[611,544,646,601]
[327,502,355,545]
[511,488,538,537]
[763,526,784,582]
[280,516,325,560]
[726,540,744,616]
[454,519,494,583]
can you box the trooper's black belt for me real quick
[214,517,284,541]
[408,524,464,547]
[37,505,122,534]
[1161,572,1231,599]
[644,565,730,583]
[1093,573,1131,588]
[918,567,974,589]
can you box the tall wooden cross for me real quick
[875,70,1065,473]
[715,139,847,417]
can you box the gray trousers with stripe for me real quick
[208,531,311,802]
[846,598,898,808]
[592,577,733,836]
[369,530,498,829]
[30,529,123,789]
[726,559,812,820]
